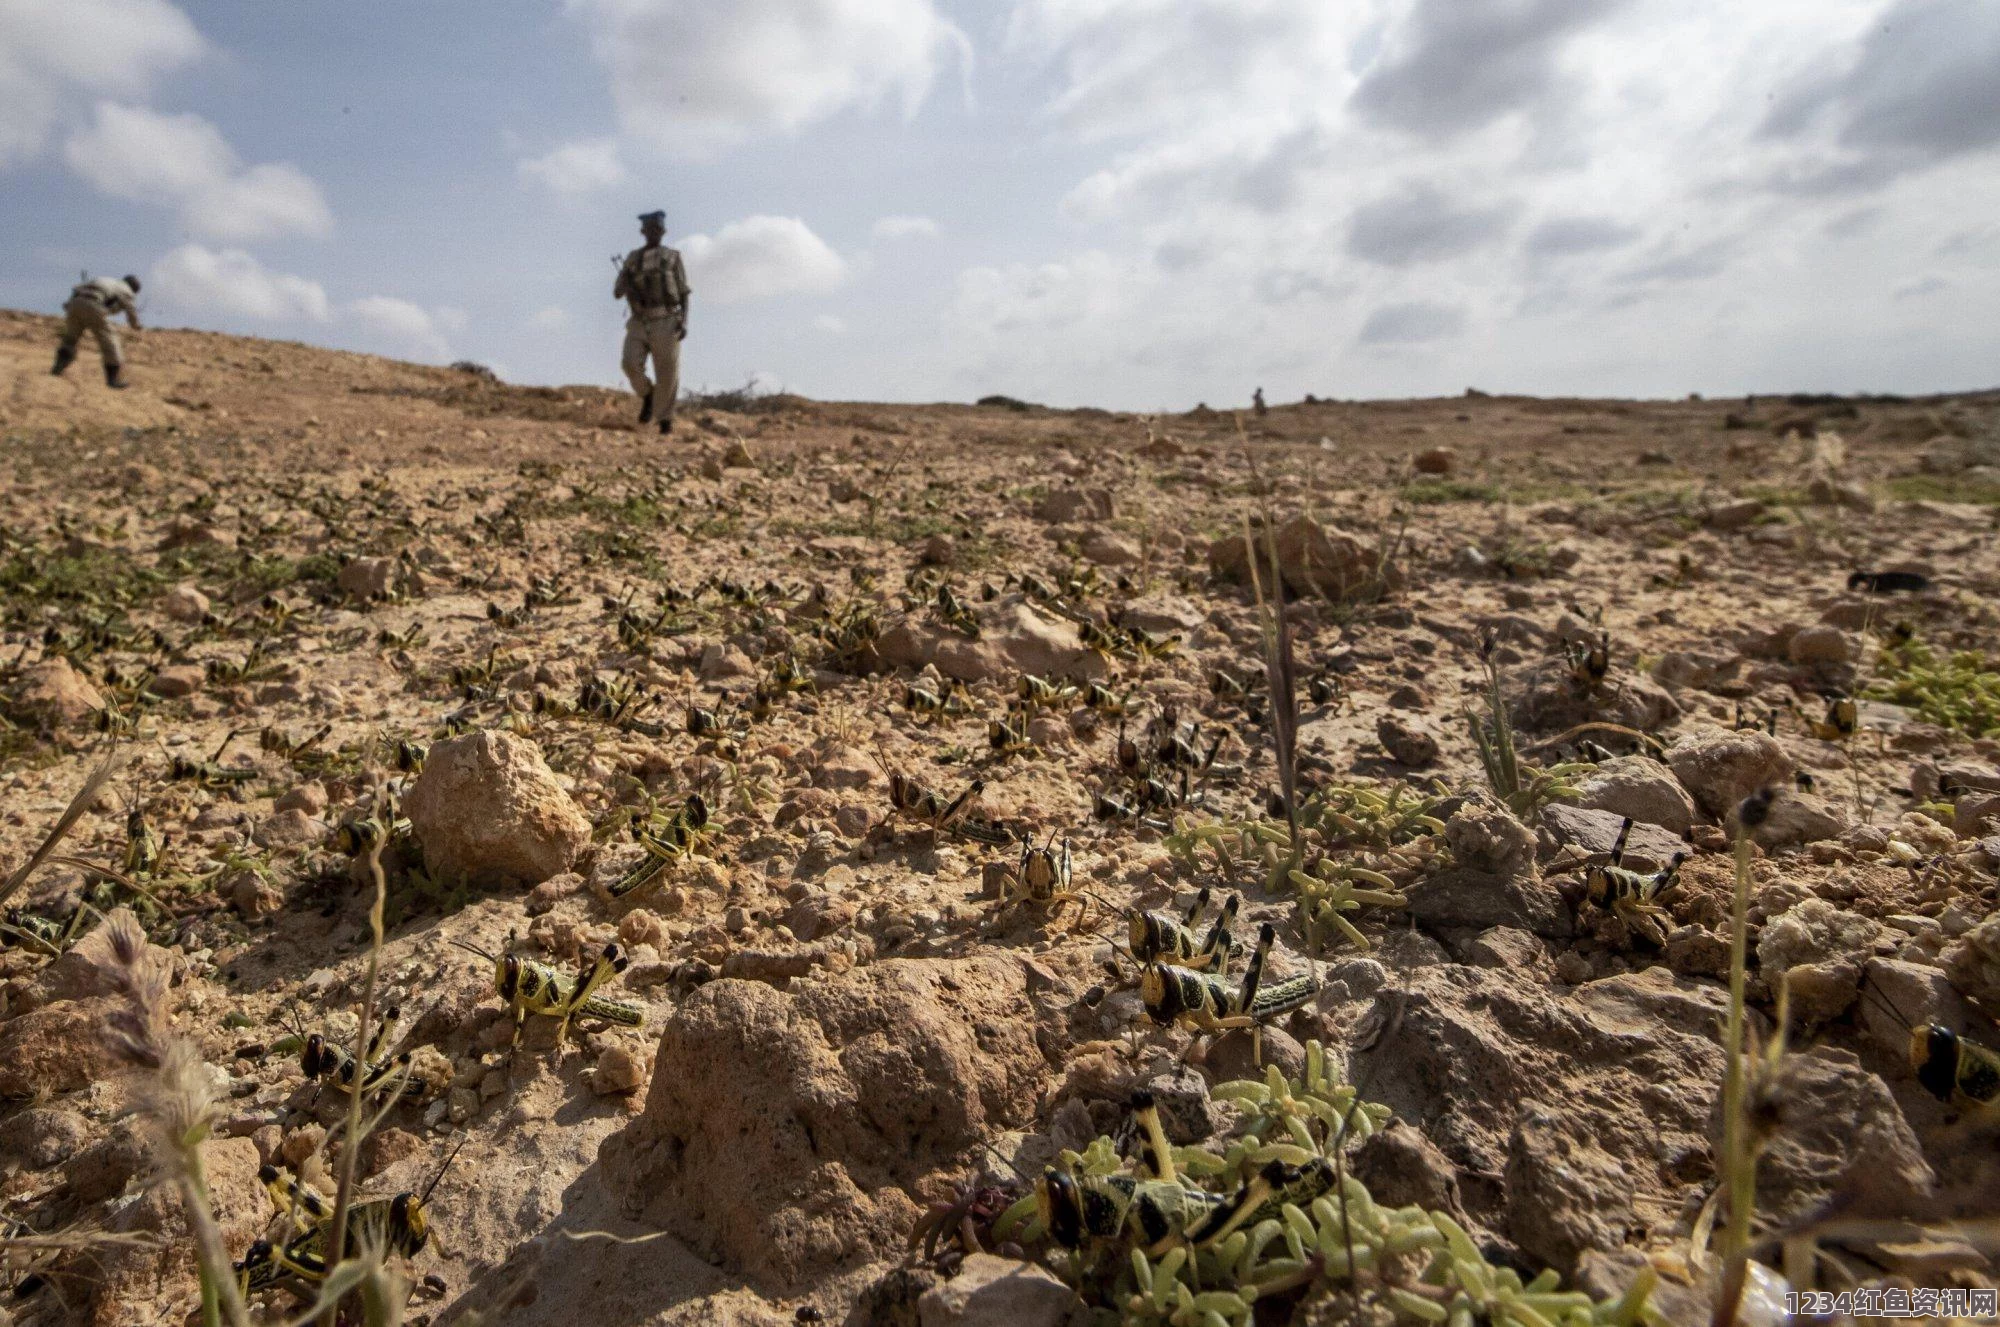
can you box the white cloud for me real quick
[527,305,572,332]
[565,0,970,156]
[0,0,202,166]
[918,0,2000,406]
[518,137,626,194]
[64,101,332,240]
[872,214,939,240]
[813,313,847,333]
[345,296,452,362]
[149,244,329,322]
[680,215,847,303]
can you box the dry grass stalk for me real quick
[79,906,250,1327]
[0,748,120,908]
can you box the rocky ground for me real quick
[1,303,1998,1326]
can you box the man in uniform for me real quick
[613,211,691,434]
[52,274,143,389]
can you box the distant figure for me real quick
[613,211,692,435]
[1252,387,1267,416]
[52,274,142,389]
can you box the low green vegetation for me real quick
[1887,474,2000,506]
[1870,638,2000,737]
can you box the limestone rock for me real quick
[602,957,1048,1291]
[403,730,591,887]
[1573,756,1696,836]
[1757,897,1885,975]
[274,780,328,816]
[1078,528,1139,566]
[147,664,203,699]
[933,600,1104,685]
[0,996,122,1098]
[1116,595,1204,636]
[1443,791,1538,878]
[1376,713,1438,767]
[1506,661,1681,734]
[0,1106,99,1169]
[1351,966,1729,1271]
[1541,804,1686,874]
[1703,498,1765,530]
[1208,514,1398,602]
[1860,958,1969,1059]
[1667,729,1792,819]
[253,808,324,849]
[1351,1118,1465,1216]
[337,555,397,601]
[1750,792,1845,850]
[1787,625,1860,666]
[1506,1102,1636,1273]
[1941,913,2000,1008]
[1404,867,1573,939]
[1035,487,1113,523]
[917,1255,1075,1327]
[85,1137,265,1327]
[1708,1046,1933,1226]
[1414,446,1456,475]
[162,583,210,622]
[7,657,104,729]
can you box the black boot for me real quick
[105,364,127,390]
[51,345,75,376]
[637,394,653,425]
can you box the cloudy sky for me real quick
[3,0,1996,409]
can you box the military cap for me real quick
[638,211,666,227]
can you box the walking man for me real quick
[53,274,142,389]
[614,211,691,434]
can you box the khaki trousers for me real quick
[621,313,681,421]
[61,297,123,368]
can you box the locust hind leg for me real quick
[557,944,626,1048]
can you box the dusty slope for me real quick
[1,304,1998,1326]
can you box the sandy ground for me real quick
[1,304,1997,1325]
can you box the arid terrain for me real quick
[1,303,1998,1327]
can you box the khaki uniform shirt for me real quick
[615,245,690,320]
[73,277,139,321]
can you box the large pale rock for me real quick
[1078,528,1139,566]
[917,1254,1074,1326]
[403,730,590,887]
[602,957,1049,1292]
[161,583,210,622]
[1208,514,1398,602]
[933,600,1105,684]
[7,657,104,729]
[1573,756,1696,836]
[1034,487,1113,523]
[84,1137,265,1327]
[1860,958,1969,1059]
[1116,595,1205,636]
[337,555,397,600]
[1506,661,1681,734]
[1443,791,1538,878]
[1941,913,2000,1008]
[1404,868,1573,939]
[1706,1046,1933,1226]
[1506,1103,1636,1272]
[1350,966,1730,1276]
[1541,804,1685,874]
[0,996,122,1097]
[1756,897,1885,975]
[1750,792,1846,850]
[1666,729,1792,819]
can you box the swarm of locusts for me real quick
[5,395,1999,1327]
